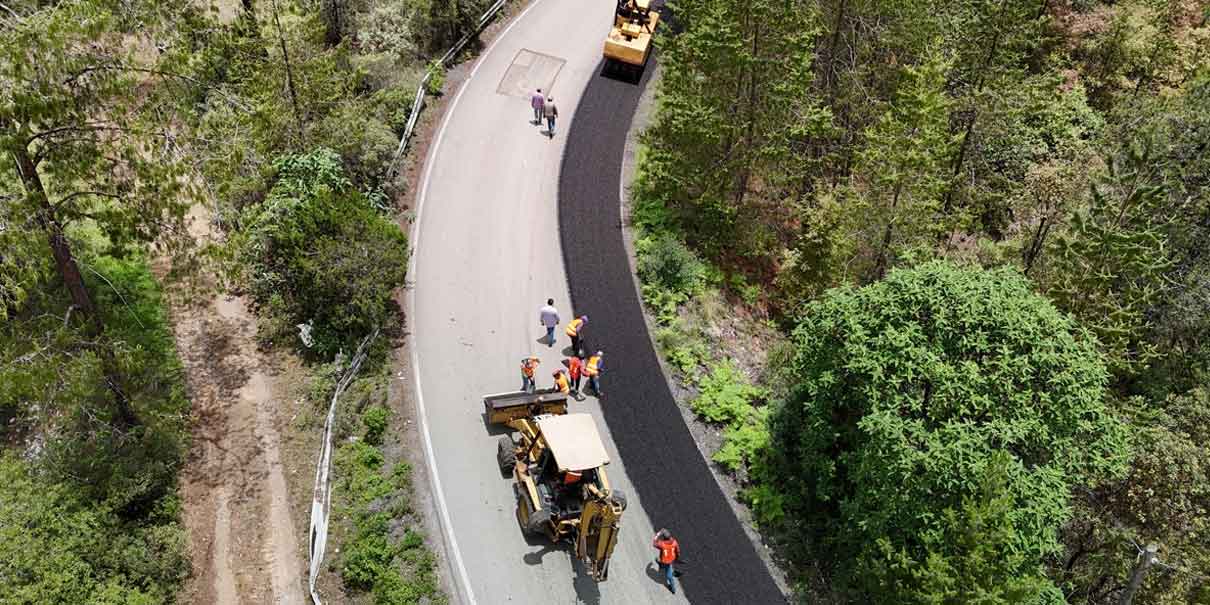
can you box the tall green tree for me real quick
[642,0,828,265]
[1,0,196,426]
[769,261,1129,601]
[847,47,956,280]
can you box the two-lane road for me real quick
[409,0,690,602]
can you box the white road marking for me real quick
[405,1,550,603]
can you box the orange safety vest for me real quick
[567,357,583,379]
[521,358,538,377]
[554,372,570,394]
[584,355,601,376]
[565,318,584,337]
[656,538,679,564]
[563,470,582,485]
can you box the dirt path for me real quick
[171,207,306,605]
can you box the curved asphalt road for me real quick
[410,0,690,603]
[411,0,784,603]
[557,44,786,605]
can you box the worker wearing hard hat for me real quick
[520,356,540,393]
[552,368,571,395]
[584,350,604,397]
[565,315,588,355]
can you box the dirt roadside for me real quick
[169,205,307,605]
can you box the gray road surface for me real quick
[409,1,690,603]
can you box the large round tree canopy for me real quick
[771,261,1129,595]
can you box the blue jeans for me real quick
[546,116,556,134]
[588,375,600,395]
[545,326,555,346]
[658,562,675,592]
[522,375,535,393]
[533,106,542,122]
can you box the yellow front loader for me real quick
[485,391,627,581]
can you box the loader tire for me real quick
[610,488,628,511]
[496,435,516,475]
[525,506,552,536]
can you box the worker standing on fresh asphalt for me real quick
[566,355,583,397]
[520,356,540,393]
[530,88,545,124]
[584,350,604,397]
[566,315,587,354]
[544,95,559,137]
[552,368,571,395]
[652,528,681,594]
[539,298,560,347]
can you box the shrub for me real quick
[636,233,706,297]
[243,149,409,357]
[0,455,186,604]
[314,104,400,191]
[691,361,766,425]
[769,261,1130,599]
[362,405,389,446]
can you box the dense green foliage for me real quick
[3,0,470,599]
[241,148,408,356]
[636,0,1210,601]
[769,262,1128,600]
[334,395,443,605]
[0,251,189,601]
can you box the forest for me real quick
[632,0,1210,603]
[1,0,486,601]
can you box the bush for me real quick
[769,261,1130,600]
[314,104,400,192]
[362,405,389,446]
[243,149,409,357]
[636,233,706,297]
[0,455,186,604]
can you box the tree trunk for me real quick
[270,0,306,143]
[323,0,343,46]
[1023,213,1050,275]
[874,181,903,280]
[942,0,1007,215]
[10,144,138,428]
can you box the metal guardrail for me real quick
[386,0,510,179]
[307,330,377,605]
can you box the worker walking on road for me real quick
[539,298,560,347]
[584,350,604,397]
[552,369,570,395]
[530,88,545,124]
[520,356,540,393]
[544,96,559,137]
[566,315,587,354]
[566,355,584,397]
[652,529,681,594]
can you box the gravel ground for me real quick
[558,58,787,605]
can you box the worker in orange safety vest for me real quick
[565,315,587,355]
[652,528,681,594]
[584,350,604,397]
[520,356,540,393]
[566,355,584,397]
[552,368,570,395]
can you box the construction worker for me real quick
[566,355,584,396]
[565,315,587,354]
[520,356,540,393]
[552,368,570,395]
[652,528,681,594]
[584,350,604,397]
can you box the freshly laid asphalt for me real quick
[558,63,786,603]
